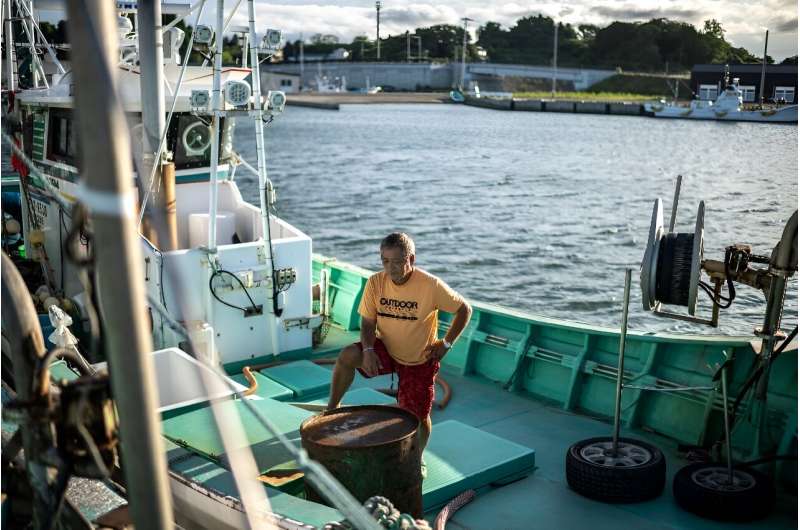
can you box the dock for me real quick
[287,92,452,110]
[284,92,649,116]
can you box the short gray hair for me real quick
[380,232,415,257]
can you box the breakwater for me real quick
[464,95,646,116]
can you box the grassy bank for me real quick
[587,73,693,99]
[512,91,654,102]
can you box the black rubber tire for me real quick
[673,462,776,521]
[565,436,666,503]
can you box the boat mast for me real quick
[137,1,168,247]
[758,30,769,105]
[247,0,281,357]
[27,0,38,87]
[3,0,17,90]
[207,0,224,251]
[15,0,47,88]
[64,0,173,527]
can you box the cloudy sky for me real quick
[217,0,797,61]
[35,1,797,61]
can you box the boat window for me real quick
[738,85,756,103]
[774,86,795,104]
[47,108,80,166]
[698,84,718,101]
[168,114,234,170]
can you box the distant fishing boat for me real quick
[646,74,797,123]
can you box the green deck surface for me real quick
[164,439,343,528]
[306,387,396,407]
[230,371,294,400]
[421,420,535,512]
[422,367,797,530]
[162,397,312,472]
[261,360,332,399]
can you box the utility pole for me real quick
[551,21,558,97]
[299,33,304,88]
[375,1,381,60]
[460,17,472,89]
[406,30,410,62]
[759,29,769,105]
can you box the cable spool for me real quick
[641,199,704,315]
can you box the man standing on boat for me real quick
[327,232,472,477]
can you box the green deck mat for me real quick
[164,439,342,528]
[161,397,312,473]
[422,420,535,512]
[306,387,397,407]
[230,371,294,401]
[261,360,332,399]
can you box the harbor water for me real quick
[233,104,798,335]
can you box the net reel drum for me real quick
[640,183,707,324]
[640,175,796,333]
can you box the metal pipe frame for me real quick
[612,268,632,453]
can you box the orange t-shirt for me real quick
[358,268,465,365]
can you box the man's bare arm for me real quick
[444,302,472,346]
[360,316,377,348]
[426,302,473,362]
[360,316,380,375]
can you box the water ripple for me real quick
[232,105,797,335]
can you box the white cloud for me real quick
[38,0,798,60]
[233,0,797,59]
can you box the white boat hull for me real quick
[648,104,797,123]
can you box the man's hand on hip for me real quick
[424,340,449,362]
[361,348,381,376]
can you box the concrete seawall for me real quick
[282,92,647,117]
[463,96,512,110]
[464,97,645,117]
[575,101,608,114]
[545,101,575,113]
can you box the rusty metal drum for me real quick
[299,405,423,518]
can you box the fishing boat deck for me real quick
[423,366,796,530]
[281,325,797,529]
[4,322,797,529]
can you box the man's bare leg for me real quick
[327,344,362,410]
[418,414,432,453]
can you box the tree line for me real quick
[31,15,799,72]
[283,16,797,72]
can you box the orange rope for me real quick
[242,366,258,396]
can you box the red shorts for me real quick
[356,339,439,420]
